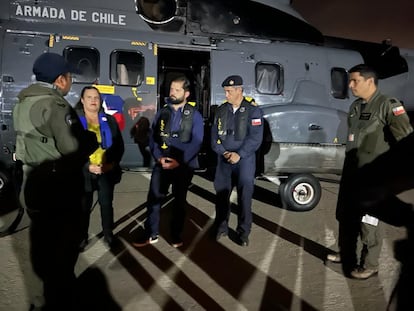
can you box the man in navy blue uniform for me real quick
[133,76,204,248]
[211,75,264,246]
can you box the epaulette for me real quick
[389,98,398,104]
[245,96,257,106]
[187,101,196,107]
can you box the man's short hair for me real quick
[349,64,378,85]
[172,75,191,92]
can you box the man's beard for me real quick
[165,96,184,105]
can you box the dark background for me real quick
[292,0,414,49]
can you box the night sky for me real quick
[292,0,414,49]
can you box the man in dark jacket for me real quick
[133,76,204,248]
[211,75,263,247]
[13,53,98,310]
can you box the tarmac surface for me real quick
[0,169,410,310]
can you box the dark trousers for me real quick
[145,163,194,240]
[81,173,115,240]
[24,165,84,311]
[138,142,151,167]
[214,154,256,237]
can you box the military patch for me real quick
[392,106,406,116]
[251,118,262,126]
[240,107,246,113]
[184,109,190,115]
[359,113,371,120]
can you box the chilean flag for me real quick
[251,118,262,126]
[101,94,126,131]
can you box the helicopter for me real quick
[1,0,413,214]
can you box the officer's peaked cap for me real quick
[221,75,243,87]
[33,52,79,84]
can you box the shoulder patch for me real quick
[392,105,406,116]
[187,101,196,107]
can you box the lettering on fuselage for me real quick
[14,4,127,26]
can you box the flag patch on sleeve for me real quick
[392,106,406,116]
[251,118,262,126]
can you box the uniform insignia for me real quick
[240,107,246,113]
[217,139,221,144]
[161,142,168,149]
[359,113,371,120]
[184,109,190,115]
[392,106,406,116]
[245,97,257,106]
[65,114,73,125]
[229,80,234,85]
[251,118,262,126]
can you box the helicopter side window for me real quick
[63,46,100,84]
[110,50,144,86]
[255,63,283,95]
[331,67,348,99]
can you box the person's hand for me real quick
[223,151,231,160]
[89,164,103,175]
[159,157,180,169]
[226,152,240,164]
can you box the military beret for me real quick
[221,75,243,87]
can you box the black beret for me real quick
[221,75,243,87]
[33,52,79,83]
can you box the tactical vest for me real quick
[155,102,196,149]
[216,97,255,141]
[13,94,61,165]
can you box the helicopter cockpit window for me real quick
[331,67,348,99]
[135,0,177,24]
[63,47,99,84]
[110,51,144,86]
[255,63,283,95]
